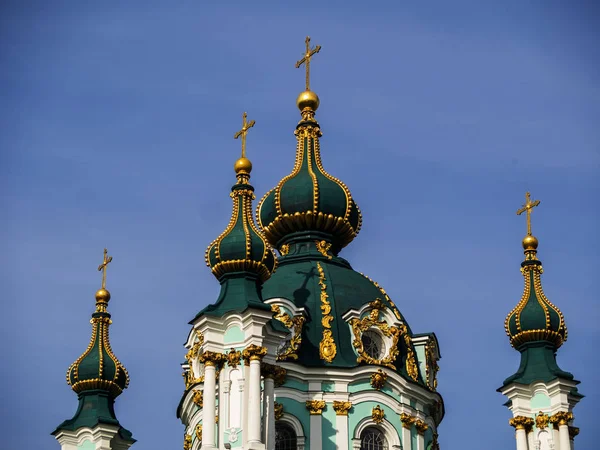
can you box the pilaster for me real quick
[333,401,351,450]
[306,400,326,450]
[400,413,415,450]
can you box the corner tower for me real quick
[257,37,444,450]
[499,193,583,450]
[177,114,287,450]
[52,249,135,450]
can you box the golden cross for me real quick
[295,36,321,91]
[516,192,541,236]
[97,248,113,289]
[233,112,255,158]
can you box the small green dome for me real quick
[505,259,567,350]
[67,291,129,398]
[257,116,361,253]
[206,182,277,282]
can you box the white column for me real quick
[552,427,560,449]
[558,424,570,450]
[310,414,323,450]
[527,430,535,450]
[247,358,263,446]
[203,363,217,449]
[263,375,275,450]
[400,420,413,450]
[219,370,229,447]
[515,428,528,450]
[241,372,248,447]
[416,432,425,450]
[335,414,349,450]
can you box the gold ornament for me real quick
[317,263,336,362]
[315,240,332,259]
[370,369,388,390]
[550,411,573,427]
[536,411,549,430]
[195,424,202,441]
[192,390,203,407]
[183,433,192,450]
[242,344,268,363]
[333,401,352,416]
[569,426,580,439]
[295,36,321,93]
[400,413,416,429]
[306,400,326,415]
[274,366,287,387]
[425,341,440,391]
[509,416,534,431]
[372,405,385,424]
[199,351,226,368]
[227,348,242,368]
[279,244,290,256]
[415,419,429,435]
[274,402,284,420]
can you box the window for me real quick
[360,427,387,450]
[275,423,297,450]
[362,330,385,360]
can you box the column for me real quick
[241,374,248,447]
[200,351,225,450]
[262,364,276,450]
[569,426,579,450]
[306,400,325,450]
[415,420,429,450]
[510,416,533,450]
[400,414,415,450]
[550,412,573,450]
[333,401,352,450]
[219,369,230,446]
[243,345,267,449]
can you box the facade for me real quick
[53,39,582,450]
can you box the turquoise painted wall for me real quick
[322,402,337,450]
[348,401,403,449]
[283,378,308,392]
[531,392,551,409]
[77,440,95,450]
[278,397,310,450]
[224,326,244,344]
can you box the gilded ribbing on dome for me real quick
[66,249,129,397]
[505,193,567,349]
[257,37,362,252]
[205,113,277,282]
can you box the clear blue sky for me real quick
[1,2,598,449]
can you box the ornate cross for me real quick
[234,112,255,159]
[97,248,113,289]
[295,36,321,91]
[516,192,541,236]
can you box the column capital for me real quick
[199,350,226,367]
[509,415,534,432]
[550,411,573,427]
[261,362,277,379]
[242,344,268,364]
[274,401,284,420]
[400,413,416,429]
[568,425,580,440]
[415,419,429,435]
[306,400,326,415]
[333,401,352,416]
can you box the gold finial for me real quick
[233,112,255,178]
[296,36,321,92]
[98,248,113,289]
[516,192,541,236]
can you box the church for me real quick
[50,37,582,450]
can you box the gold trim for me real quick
[279,244,290,256]
[199,351,226,367]
[415,419,429,435]
[271,304,305,361]
[195,423,203,441]
[183,433,192,450]
[226,348,242,368]
[349,299,401,369]
[370,369,388,390]
[509,416,534,431]
[536,411,549,430]
[192,390,203,407]
[315,240,332,259]
[425,340,439,391]
[550,411,573,427]
[317,262,336,362]
[372,405,385,424]
[400,413,415,429]
[359,273,402,321]
[333,401,352,416]
[274,402,284,420]
[242,344,267,363]
[306,400,326,415]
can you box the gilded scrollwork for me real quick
[192,390,203,408]
[195,424,202,441]
[279,244,290,256]
[536,411,549,429]
[415,419,429,435]
[400,413,416,429]
[315,240,332,259]
[271,304,305,361]
[227,348,242,368]
[317,263,336,363]
[425,340,440,391]
[370,369,388,390]
[400,323,419,381]
[372,405,385,424]
[183,433,192,450]
[349,298,400,369]
[274,402,284,420]
[183,330,206,389]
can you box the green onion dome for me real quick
[505,235,567,350]
[257,91,362,254]
[66,288,129,398]
[205,158,277,283]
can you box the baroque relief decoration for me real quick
[535,411,549,429]
[183,330,205,389]
[550,411,573,427]
[274,402,284,420]
[271,304,305,361]
[400,413,416,429]
[415,419,429,435]
[333,401,352,416]
[370,369,388,390]
[317,262,337,363]
[372,405,385,424]
[349,299,400,369]
[226,348,242,368]
[183,433,192,450]
[315,240,332,259]
[425,341,439,391]
[195,423,202,441]
[509,416,534,432]
[192,390,203,408]
[306,400,326,415]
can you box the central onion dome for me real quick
[505,234,567,349]
[257,90,362,254]
[66,287,129,397]
[205,155,277,283]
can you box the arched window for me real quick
[362,330,385,360]
[360,427,387,450]
[275,423,297,450]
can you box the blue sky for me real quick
[1,1,598,449]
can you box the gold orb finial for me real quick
[234,157,252,175]
[522,234,539,251]
[297,90,320,112]
[95,288,111,303]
